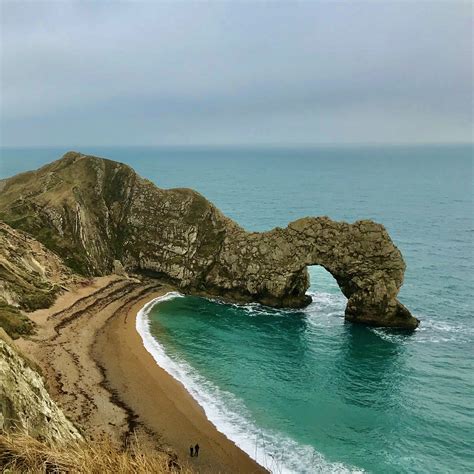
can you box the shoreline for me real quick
[134,292,294,473]
[18,276,265,473]
[94,287,265,473]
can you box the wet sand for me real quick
[18,276,264,473]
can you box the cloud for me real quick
[1,1,472,145]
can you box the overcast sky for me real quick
[1,1,472,146]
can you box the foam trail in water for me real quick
[304,291,347,329]
[136,292,363,474]
[305,290,471,345]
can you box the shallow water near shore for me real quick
[3,145,473,472]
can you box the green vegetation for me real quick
[0,265,60,311]
[0,301,35,339]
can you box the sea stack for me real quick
[0,152,419,329]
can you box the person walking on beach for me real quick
[194,443,200,457]
[189,445,194,457]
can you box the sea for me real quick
[1,145,472,473]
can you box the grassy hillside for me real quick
[0,432,187,474]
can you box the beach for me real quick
[18,276,264,473]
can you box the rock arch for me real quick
[205,217,419,329]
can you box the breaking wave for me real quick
[136,292,362,473]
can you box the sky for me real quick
[1,1,472,147]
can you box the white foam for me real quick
[136,292,363,473]
[370,315,474,344]
[303,290,472,346]
[304,291,347,328]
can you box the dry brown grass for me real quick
[0,431,189,473]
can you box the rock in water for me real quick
[0,152,419,329]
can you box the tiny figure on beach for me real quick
[189,445,194,457]
[194,443,200,457]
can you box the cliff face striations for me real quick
[0,329,81,441]
[0,222,73,308]
[0,152,419,329]
[0,222,75,338]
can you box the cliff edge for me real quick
[0,328,81,441]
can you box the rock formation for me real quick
[0,152,419,329]
[0,328,82,441]
[0,222,75,338]
[0,222,73,309]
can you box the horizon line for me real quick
[1,142,472,150]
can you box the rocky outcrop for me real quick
[209,218,417,328]
[0,329,82,441]
[0,222,74,309]
[0,222,76,338]
[0,152,419,328]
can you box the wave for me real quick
[304,291,347,328]
[136,292,362,473]
[370,314,474,345]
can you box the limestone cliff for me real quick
[0,152,419,328]
[0,328,81,441]
[0,222,75,337]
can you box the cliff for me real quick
[0,328,81,442]
[0,221,75,338]
[0,151,419,329]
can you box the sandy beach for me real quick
[18,276,264,473]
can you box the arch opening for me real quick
[306,265,347,305]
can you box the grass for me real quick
[0,301,35,339]
[0,432,188,473]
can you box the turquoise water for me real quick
[2,145,473,472]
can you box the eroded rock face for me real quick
[0,222,74,309]
[209,218,418,328]
[0,329,82,441]
[0,152,419,328]
[0,222,76,338]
